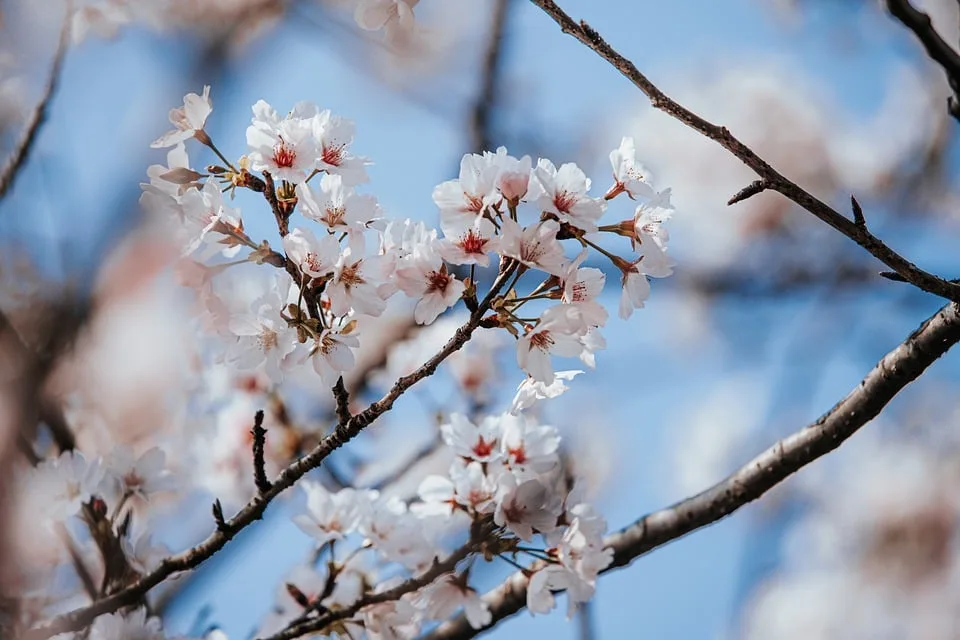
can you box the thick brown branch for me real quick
[425,301,960,639]
[24,264,517,640]
[0,1,71,201]
[885,0,960,121]
[528,0,960,302]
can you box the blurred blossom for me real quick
[742,433,960,639]
[668,376,771,496]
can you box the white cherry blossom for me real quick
[296,173,378,232]
[487,147,534,204]
[433,153,500,226]
[438,216,500,267]
[282,226,340,281]
[517,305,586,384]
[533,159,605,232]
[493,475,561,541]
[328,236,396,317]
[151,85,212,149]
[413,573,492,630]
[607,136,656,200]
[441,413,502,463]
[246,100,318,184]
[510,370,583,414]
[499,218,566,276]
[311,108,370,186]
[309,328,360,386]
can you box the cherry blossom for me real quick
[225,275,300,381]
[312,108,370,186]
[517,305,587,384]
[282,226,339,281]
[499,218,566,276]
[296,173,378,232]
[31,450,104,523]
[177,180,245,259]
[101,445,174,505]
[557,251,608,330]
[72,2,132,44]
[510,370,583,414]
[354,0,420,48]
[246,100,319,184]
[121,528,171,575]
[88,608,164,640]
[293,482,369,546]
[493,475,561,541]
[607,136,656,200]
[151,85,212,149]
[309,328,361,386]
[395,246,465,325]
[441,413,502,463]
[327,236,396,317]
[487,147,534,204]
[438,216,500,267]
[533,158,605,232]
[413,573,492,630]
[499,413,561,476]
[618,256,672,320]
[433,153,500,226]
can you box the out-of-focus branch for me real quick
[468,0,510,152]
[24,264,517,640]
[425,302,960,639]
[885,0,960,121]
[527,0,960,302]
[0,0,71,201]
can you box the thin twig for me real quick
[527,0,960,302]
[251,410,271,494]
[24,264,517,640]
[885,0,960,121]
[423,301,960,639]
[0,0,71,201]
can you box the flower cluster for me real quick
[266,411,611,637]
[141,87,675,401]
[31,84,676,639]
[13,446,175,632]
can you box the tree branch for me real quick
[24,263,518,640]
[527,0,960,302]
[885,0,960,121]
[0,0,71,202]
[424,301,960,639]
[251,409,271,494]
[468,0,510,153]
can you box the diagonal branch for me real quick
[885,0,960,121]
[23,263,517,640]
[424,301,960,639]
[0,0,71,202]
[527,0,960,302]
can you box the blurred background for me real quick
[2,0,960,638]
